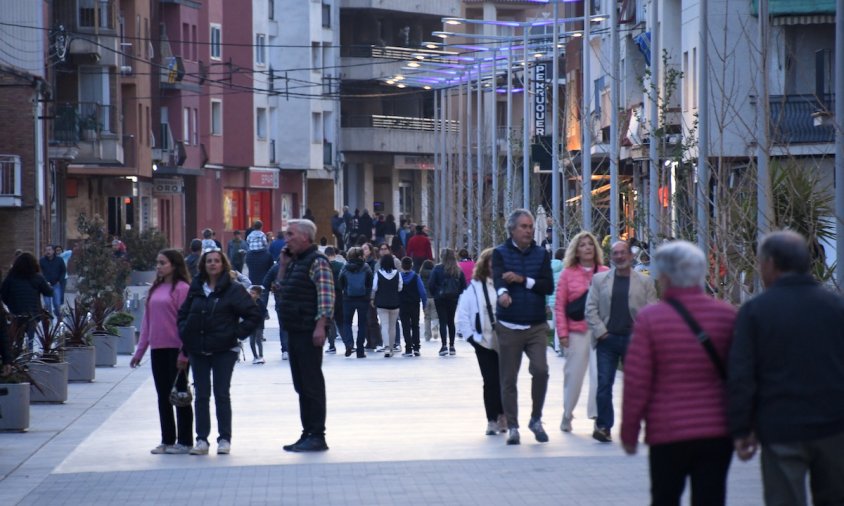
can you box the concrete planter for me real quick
[116,326,136,355]
[29,361,69,403]
[0,382,30,431]
[66,346,96,382]
[93,333,118,367]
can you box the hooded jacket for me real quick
[337,258,373,301]
[371,267,403,309]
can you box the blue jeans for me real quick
[343,298,369,352]
[190,350,238,443]
[274,306,289,352]
[43,283,62,319]
[595,333,630,431]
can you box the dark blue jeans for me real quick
[595,333,630,431]
[190,350,238,443]
[343,298,369,352]
[274,306,289,352]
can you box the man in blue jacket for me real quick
[492,209,554,445]
[39,245,66,319]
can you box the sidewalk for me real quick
[1,304,763,505]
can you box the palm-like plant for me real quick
[89,298,117,335]
[33,312,66,363]
[64,299,93,347]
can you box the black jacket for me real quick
[39,256,66,285]
[0,273,53,316]
[728,274,844,444]
[177,272,262,355]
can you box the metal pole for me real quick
[835,0,844,288]
[443,87,451,248]
[467,72,474,255]
[552,0,561,251]
[648,0,659,243]
[491,48,499,245]
[477,61,483,255]
[609,0,620,243]
[523,27,531,209]
[583,10,592,231]
[697,0,709,254]
[433,90,441,252]
[506,31,514,217]
[458,79,465,249]
[756,0,772,245]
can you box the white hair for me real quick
[652,240,707,288]
[288,219,316,242]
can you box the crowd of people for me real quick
[2,206,842,506]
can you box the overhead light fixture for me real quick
[444,18,462,26]
[534,53,543,58]
[423,85,432,90]
[415,54,426,60]
[407,61,420,68]
[394,75,404,81]
[397,83,406,88]
[386,80,395,85]
[592,16,607,22]
[571,32,583,37]
[433,32,449,39]
[424,42,439,49]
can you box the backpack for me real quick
[344,268,367,297]
[437,272,462,299]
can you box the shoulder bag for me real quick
[565,264,598,321]
[665,298,727,381]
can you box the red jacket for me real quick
[406,234,433,261]
[621,286,737,447]
[553,264,608,337]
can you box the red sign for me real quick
[249,168,279,189]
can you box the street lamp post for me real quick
[582,7,592,231]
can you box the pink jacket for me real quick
[553,264,609,336]
[133,281,190,361]
[621,286,737,447]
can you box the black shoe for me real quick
[413,350,420,357]
[401,351,414,357]
[357,353,366,358]
[290,436,329,452]
[449,346,456,356]
[283,434,308,452]
[326,346,337,354]
[438,346,448,357]
[344,348,353,357]
[592,426,612,443]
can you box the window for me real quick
[322,3,331,28]
[312,112,322,143]
[183,107,190,144]
[311,42,321,70]
[256,108,267,139]
[192,108,198,145]
[211,100,222,135]
[160,107,171,149]
[269,0,274,20]
[191,25,198,61]
[692,47,698,109]
[182,23,190,58]
[255,34,266,65]
[682,51,689,112]
[210,24,222,60]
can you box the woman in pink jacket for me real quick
[621,241,736,505]
[130,249,193,455]
[553,231,607,433]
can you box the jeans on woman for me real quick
[190,350,238,443]
[343,298,369,354]
[434,297,458,347]
[151,348,193,446]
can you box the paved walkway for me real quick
[1,303,763,505]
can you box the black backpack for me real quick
[437,272,462,299]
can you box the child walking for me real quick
[248,285,266,364]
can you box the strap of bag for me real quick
[480,281,496,330]
[665,298,727,381]
[172,369,186,390]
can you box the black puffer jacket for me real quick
[177,272,262,355]
[0,273,53,316]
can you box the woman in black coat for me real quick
[177,249,261,456]
[0,252,53,352]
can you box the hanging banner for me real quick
[534,62,548,136]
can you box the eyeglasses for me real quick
[202,247,222,254]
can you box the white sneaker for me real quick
[281,351,288,360]
[256,357,265,364]
[374,346,385,352]
[252,358,261,365]
[165,443,190,454]
[485,421,498,436]
[150,444,169,455]
[217,439,231,455]
[189,440,209,455]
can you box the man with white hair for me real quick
[585,240,657,443]
[621,241,737,505]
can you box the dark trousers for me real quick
[249,328,264,359]
[151,348,193,446]
[649,437,733,506]
[190,350,238,443]
[435,297,458,347]
[366,305,382,347]
[760,430,844,506]
[333,232,344,251]
[288,330,327,437]
[343,298,369,353]
[595,333,630,431]
[274,306,289,352]
[470,339,503,422]
[399,301,421,352]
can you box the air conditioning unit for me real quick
[120,65,133,75]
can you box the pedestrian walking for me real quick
[406,225,433,272]
[247,285,266,364]
[130,249,194,455]
[419,259,438,343]
[39,245,65,320]
[0,252,53,352]
[621,241,737,505]
[262,254,290,361]
[398,257,426,356]
[371,253,403,358]
[458,248,475,288]
[428,248,466,357]
[226,230,246,272]
[338,247,373,358]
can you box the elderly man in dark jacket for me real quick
[492,209,554,446]
[728,230,844,506]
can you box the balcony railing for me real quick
[55,0,115,31]
[342,114,459,133]
[769,94,835,144]
[52,102,118,145]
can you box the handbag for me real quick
[564,264,598,321]
[665,298,727,381]
[168,369,193,407]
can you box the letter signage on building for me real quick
[534,62,548,136]
[248,168,279,189]
[152,177,184,195]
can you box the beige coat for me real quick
[585,269,658,347]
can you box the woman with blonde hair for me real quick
[428,248,467,356]
[553,231,608,433]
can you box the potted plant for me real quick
[79,112,100,141]
[89,298,118,367]
[28,312,69,403]
[0,319,31,431]
[122,228,168,286]
[107,311,136,355]
[63,299,95,382]
[73,213,131,312]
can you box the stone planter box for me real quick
[93,333,118,367]
[0,382,30,431]
[116,326,136,355]
[66,346,96,382]
[29,361,69,403]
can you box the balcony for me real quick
[54,0,119,65]
[339,0,459,17]
[769,94,835,144]
[51,102,123,164]
[159,0,201,8]
[160,56,202,92]
[340,45,456,81]
[0,155,22,207]
[341,114,458,154]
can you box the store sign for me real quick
[152,177,183,195]
[394,155,434,171]
[249,168,279,189]
[534,62,548,136]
